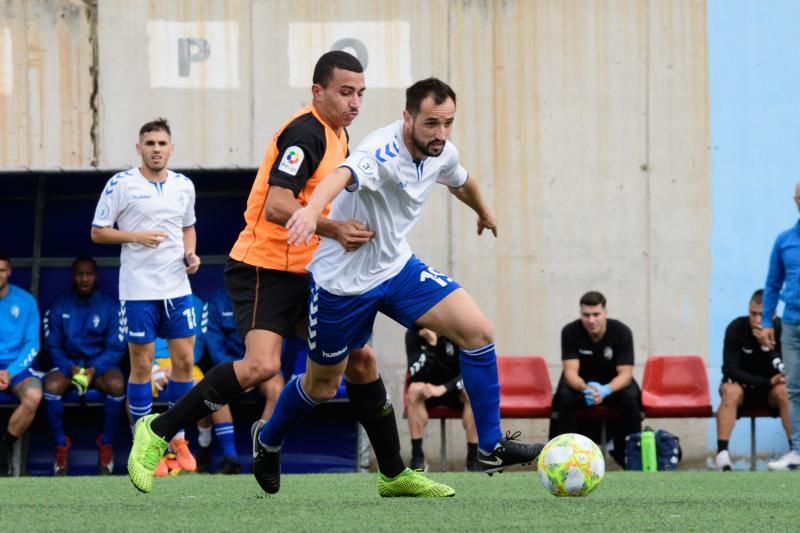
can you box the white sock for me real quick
[197,426,212,448]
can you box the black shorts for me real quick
[424,388,464,411]
[720,379,780,416]
[224,258,310,340]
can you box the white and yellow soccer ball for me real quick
[537,433,605,497]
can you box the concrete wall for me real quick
[0,0,93,168]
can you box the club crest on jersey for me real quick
[603,346,614,360]
[92,314,101,328]
[278,146,304,176]
[10,305,20,319]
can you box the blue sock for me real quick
[102,394,126,445]
[259,374,317,449]
[459,343,503,453]
[43,393,67,446]
[167,380,194,437]
[167,379,194,408]
[214,422,238,459]
[127,382,153,424]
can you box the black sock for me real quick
[151,362,243,440]
[789,439,793,450]
[717,439,728,453]
[0,431,19,454]
[467,442,478,461]
[411,438,424,458]
[346,376,405,478]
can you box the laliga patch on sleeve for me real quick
[278,146,305,176]
[357,156,377,176]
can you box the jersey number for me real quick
[183,307,197,330]
[419,267,452,287]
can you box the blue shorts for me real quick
[308,256,460,365]
[10,367,44,388]
[122,295,196,344]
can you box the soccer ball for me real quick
[537,433,605,497]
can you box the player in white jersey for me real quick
[254,79,544,492]
[91,118,201,471]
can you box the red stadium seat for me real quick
[642,355,712,418]
[498,356,552,418]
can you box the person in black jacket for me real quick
[715,289,789,471]
[406,327,478,471]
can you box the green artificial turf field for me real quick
[5,471,798,532]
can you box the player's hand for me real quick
[0,370,10,391]
[85,367,97,385]
[136,230,167,248]
[419,328,438,347]
[184,251,201,274]
[771,373,787,386]
[151,364,168,392]
[286,206,321,246]
[423,384,447,399]
[762,327,776,350]
[334,220,374,252]
[477,209,498,237]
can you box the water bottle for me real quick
[641,429,657,472]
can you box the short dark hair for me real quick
[313,51,363,87]
[72,256,97,271]
[405,78,457,115]
[580,291,607,308]
[750,289,764,305]
[0,249,10,265]
[139,118,171,137]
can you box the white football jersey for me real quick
[92,168,196,301]
[309,121,468,295]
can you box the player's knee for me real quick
[303,377,339,403]
[44,374,68,395]
[21,386,43,410]
[773,383,789,402]
[721,384,743,405]
[346,346,377,381]
[105,376,125,397]
[170,352,194,373]
[242,357,280,384]
[460,319,495,349]
[407,382,426,403]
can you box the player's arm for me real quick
[607,364,633,393]
[286,167,355,245]
[44,307,72,372]
[90,226,166,248]
[448,176,497,237]
[182,225,201,274]
[7,298,40,379]
[722,323,771,388]
[562,359,587,392]
[762,235,785,348]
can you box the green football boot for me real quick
[127,414,168,493]
[377,468,455,497]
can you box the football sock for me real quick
[101,394,125,445]
[214,423,237,458]
[346,377,405,478]
[0,431,19,454]
[259,374,317,449]
[411,438,424,458]
[127,382,153,424]
[197,425,212,448]
[151,362,243,440]
[717,439,728,453]
[459,344,503,454]
[43,393,67,446]
[467,442,478,461]
[167,379,194,439]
